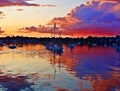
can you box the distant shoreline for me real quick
[0,35,119,46]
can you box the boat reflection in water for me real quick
[0,44,119,91]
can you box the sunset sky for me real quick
[0,0,120,37]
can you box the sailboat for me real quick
[46,23,63,54]
[9,38,17,49]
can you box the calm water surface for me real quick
[0,44,120,91]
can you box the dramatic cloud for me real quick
[0,11,5,19]
[18,0,120,37]
[18,24,69,36]
[0,27,5,34]
[18,25,71,37]
[49,0,120,37]
[0,0,39,7]
[18,25,53,33]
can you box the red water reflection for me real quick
[48,45,120,91]
[92,72,120,91]
[49,45,119,72]
[55,72,120,91]
[0,44,119,91]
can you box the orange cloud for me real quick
[18,25,52,33]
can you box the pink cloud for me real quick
[18,25,53,33]
[0,0,39,7]
[49,0,120,37]
[0,0,56,7]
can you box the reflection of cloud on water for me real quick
[92,72,120,91]
[61,45,120,77]
[0,44,119,91]
[71,58,120,79]
[0,73,34,91]
[45,52,92,91]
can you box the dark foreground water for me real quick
[0,44,120,91]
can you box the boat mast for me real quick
[53,22,57,43]
[53,22,57,38]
